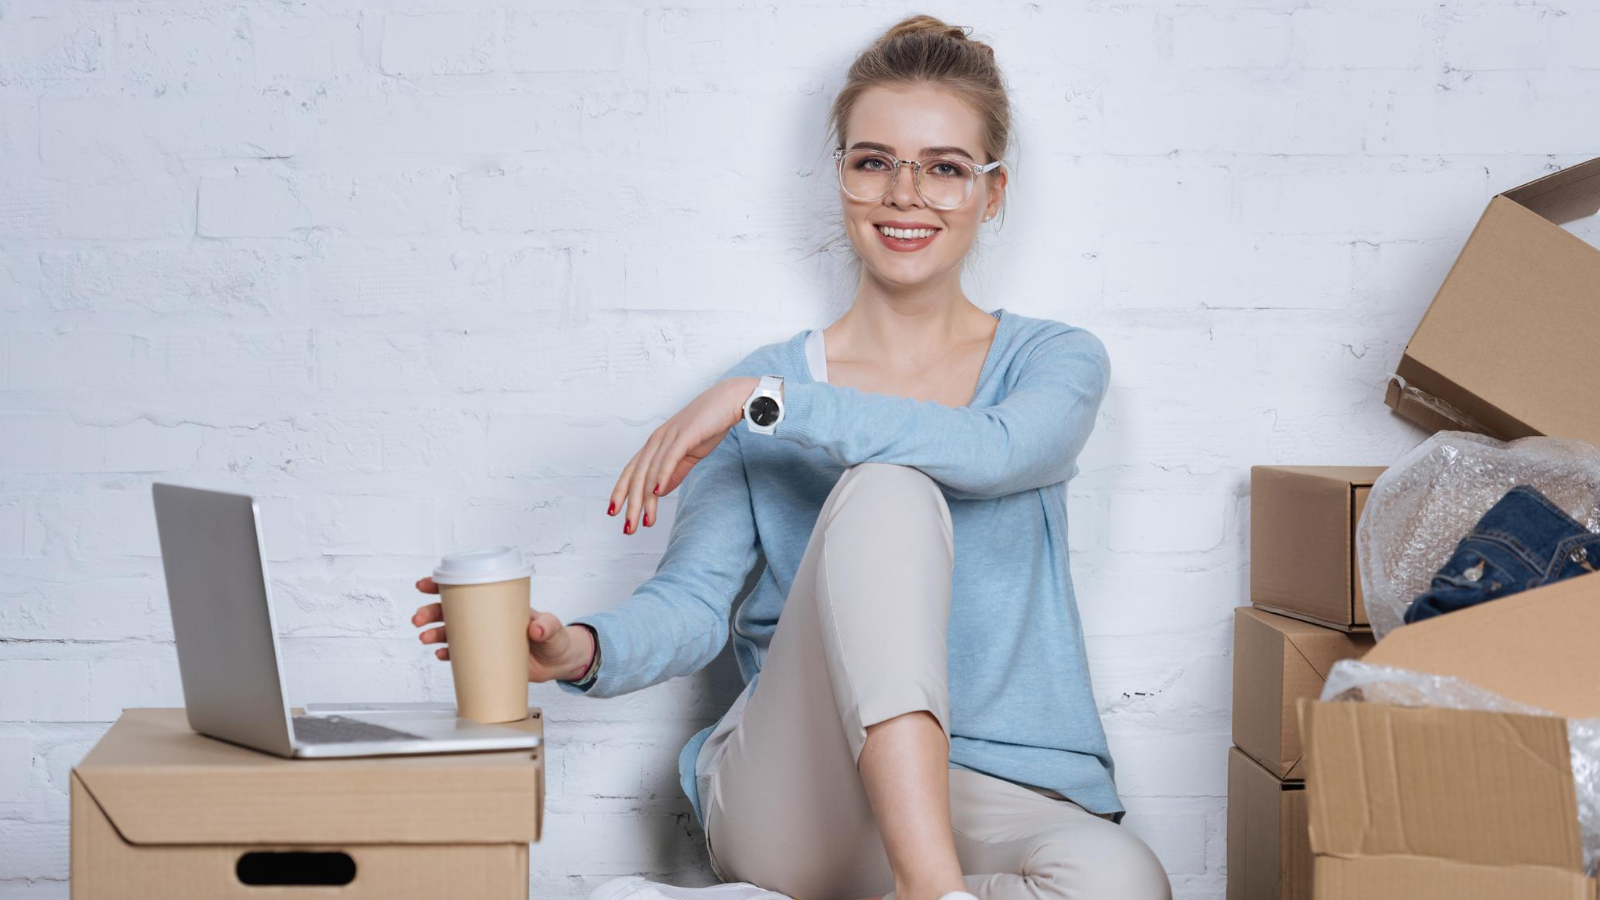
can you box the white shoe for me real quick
[587,875,796,900]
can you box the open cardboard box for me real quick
[1297,572,1600,900]
[71,708,545,899]
[1385,155,1600,446]
[1250,466,1386,630]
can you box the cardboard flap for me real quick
[1302,701,1582,872]
[1367,571,1600,718]
[75,709,543,846]
[1504,157,1600,226]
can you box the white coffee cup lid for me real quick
[432,546,536,586]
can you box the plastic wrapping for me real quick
[1356,431,1600,639]
[1322,659,1600,875]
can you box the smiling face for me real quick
[839,82,1007,290]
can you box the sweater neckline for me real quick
[788,307,1010,407]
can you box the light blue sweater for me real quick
[557,307,1120,829]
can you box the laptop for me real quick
[150,482,542,758]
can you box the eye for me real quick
[854,154,892,171]
[926,159,967,178]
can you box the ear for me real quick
[983,167,1008,221]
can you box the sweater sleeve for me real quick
[557,411,762,699]
[773,327,1110,501]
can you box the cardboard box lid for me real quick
[1301,700,1582,872]
[1392,156,1600,445]
[1363,570,1600,718]
[74,708,543,846]
[1233,608,1374,780]
[1250,466,1387,627]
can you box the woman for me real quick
[413,15,1171,900]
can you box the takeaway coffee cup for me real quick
[431,547,536,723]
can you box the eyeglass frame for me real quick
[831,147,1005,211]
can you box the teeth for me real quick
[877,225,936,240]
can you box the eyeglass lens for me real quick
[838,149,977,210]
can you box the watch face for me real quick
[749,396,780,427]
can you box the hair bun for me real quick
[880,14,972,45]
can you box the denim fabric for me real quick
[1404,484,1600,625]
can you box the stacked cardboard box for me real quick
[1227,467,1381,900]
[1298,156,1600,900]
[71,708,546,900]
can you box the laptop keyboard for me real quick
[293,714,427,744]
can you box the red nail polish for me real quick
[653,483,659,495]
[608,501,615,516]
[643,512,650,526]
[623,521,630,534]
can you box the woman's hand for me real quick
[412,576,596,683]
[608,376,756,535]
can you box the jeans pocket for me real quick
[1407,544,1528,623]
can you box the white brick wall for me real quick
[3,1,1599,897]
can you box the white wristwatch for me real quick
[741,374,785,435]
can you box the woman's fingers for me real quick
[624,431,667,534]
[607,451,641,523]
[529,609,561,643]
[642,435,684,525]
[414,587,446,660]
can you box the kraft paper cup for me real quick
[432,547,536,724]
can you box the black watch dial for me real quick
[748,396,780,427]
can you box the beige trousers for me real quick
[702,463,1171,900]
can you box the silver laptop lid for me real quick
[151,483,295,756]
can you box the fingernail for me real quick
[623,521,630,534]
[643,512,650,526]
[653,483,660,495]
[608,501,615,516]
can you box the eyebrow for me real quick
[849,141,976,161]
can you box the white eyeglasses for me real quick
[833,147,1004,211]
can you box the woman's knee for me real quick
[1030,822,1172,900]
[823,463,954,560]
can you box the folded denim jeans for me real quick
[1403,484,1600,625]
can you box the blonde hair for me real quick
[828,14,1012,168]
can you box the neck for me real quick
[827,271,990,370]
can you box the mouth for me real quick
[873,223,940,253]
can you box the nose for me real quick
[885,160,924,209]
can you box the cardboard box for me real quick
[71,708,545,900]
[1232,607,1373,781]
[1227,747,1310,900]
[1384,156,1600,446]
[1298,571,1600,900]
[1250,466,1386,630]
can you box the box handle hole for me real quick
[236,851,356,886]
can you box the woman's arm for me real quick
[774,327,1110,500]
[557,418,761,699]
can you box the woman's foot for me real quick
[587,875,796,900]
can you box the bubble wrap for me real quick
[1322,659,1600,875]
[1357,430,1600,639]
